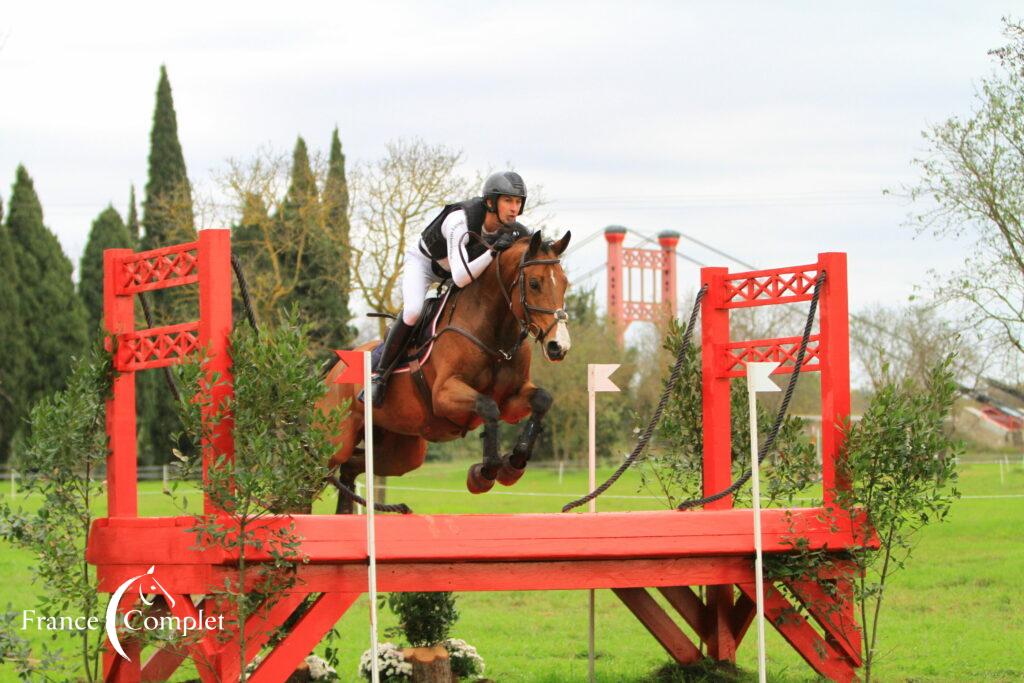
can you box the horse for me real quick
[320,230,572,510]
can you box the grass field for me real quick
[1,457,1022,682]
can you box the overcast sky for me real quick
[0,2,1013,339]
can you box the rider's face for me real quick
[496,195,523,223]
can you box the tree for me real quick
[139,64,195,464]
[903,18,1024,369]
[219,137,355,351]
[0,195,29,463]
[78,206,132,336]
[142,64,194,251]
[349,139,474,337]
[852,302,979,391]
[320,127,358,349]
[5,165,88,419]
[126,184,140,245]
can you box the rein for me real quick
[429,235,569,363]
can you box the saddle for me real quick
[371,284,454,374]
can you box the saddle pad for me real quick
[371,288,452,376]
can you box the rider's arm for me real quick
[443,210,494,287]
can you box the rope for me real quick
[325,474,412,514]
[231,253,259,333]
[676,269,826,510]
[561,285,708,513]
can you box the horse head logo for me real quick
[104,565,176,662]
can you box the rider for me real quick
[365,171,530,407]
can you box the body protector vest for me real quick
[420,197,490,263]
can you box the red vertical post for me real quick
[605,226,626,345]
[657,231,680,320]
[198,229,234,515]
[700,266,732,510]
[700,265,737,662]
[817,252,850,507]
[104,248,137,518]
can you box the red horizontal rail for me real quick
[116,241,199,294]
[719,264,820,309]
[87,508,871,567]
[717,334,822,378]
[115,321,201,371]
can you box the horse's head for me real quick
[499,230,573,362]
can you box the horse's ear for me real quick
[528,231,543,257]
[552,230,571,256]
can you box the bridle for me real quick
[493,245,569,361]
[440,234,570,363]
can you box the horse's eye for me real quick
[529,278,540,291]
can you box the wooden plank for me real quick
[705,585,736,661]
[141,645,187,682]
[728,591,757,645]
[658,586,710,642]
[737,582,856,683]
[247,592,358,683]
[87,508,871,566]
[96,557,761,594]
[161,593,220,683]
[613,588,703,664]
[786,577,862,666]
[216,592,309,683]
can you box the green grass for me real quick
[1,459,1022,682]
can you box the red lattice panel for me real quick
[718,334,822,378]
[622,301,668,324]
[622,247,664,270]
[115,321,201,371]
[722,264,818,308]
[117,241,199,294]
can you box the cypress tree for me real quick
[142,65,193,250]
[0,195,29,462]
[126,184,140,246]
[275,137,319,322]
[5,166,88,418]
[139,65,194,464]
[322,127,358,349]
[276,134,356,351]
[78,206,132,335]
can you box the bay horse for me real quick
[320,230,572,506]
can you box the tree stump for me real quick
[401,645,454,683]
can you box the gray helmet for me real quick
[482,171,527,212]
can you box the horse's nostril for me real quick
[546,341,563,359]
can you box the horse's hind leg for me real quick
[334,456,363,515]
[434,377,502,494]
[497,385,552,486]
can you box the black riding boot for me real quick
[368,318,415,408]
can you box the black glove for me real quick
[490,233,516,254]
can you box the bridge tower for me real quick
[605,226,680,344]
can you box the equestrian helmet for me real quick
[483,171,527,212]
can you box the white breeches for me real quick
[401,245,445,326]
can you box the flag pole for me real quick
[745,362,780,683]
[364,351,380,683]
[586,364,620,683]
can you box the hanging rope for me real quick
[675,269,825,510]
[325,474,412,514]
[561,285,708,512]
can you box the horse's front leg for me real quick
[496,384,552,486]
[434,376,502,494]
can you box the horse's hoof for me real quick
[466,463,496,494]
[496,455,526,486]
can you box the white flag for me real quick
[746,362,781,393]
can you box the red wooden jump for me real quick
[87,229,869,682]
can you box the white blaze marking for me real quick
[555,320,571,352]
